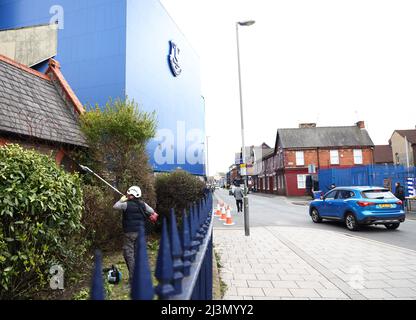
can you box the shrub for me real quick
[79,98,157,240]
[155,170,206,217]
[81,185,123,250]
[80,98,156,190]
[0,144,87,299]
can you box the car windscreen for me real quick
[362,189,396,199]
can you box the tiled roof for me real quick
[0,55,87,147]
[276,126,374,149]
[374,145,393,164]
[395,130,416,144]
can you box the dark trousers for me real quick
[236,199,243,212]
[123,232,138,284]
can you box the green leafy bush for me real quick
[155,170,206,217]
[81,185,123,249]
[78,98,158,239]
[0,144,87,299]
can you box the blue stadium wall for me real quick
[0,0,206,175]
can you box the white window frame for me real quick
[274,175,278,190]
[297,174,307,189]
[330,150,339,165]
[353,149,363,164]
[295,151,304,166]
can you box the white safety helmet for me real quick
[127,186,142,198]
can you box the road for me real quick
[214,188,416,252]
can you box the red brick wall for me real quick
[0,135,75,171]
[284,147,373,169]
[285,168,309,196]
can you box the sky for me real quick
[160,0,416,176]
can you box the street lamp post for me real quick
[236,20,255,237]
[206,136,210,177]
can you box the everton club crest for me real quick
[169,41,182,77]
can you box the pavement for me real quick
[212,189,416,300]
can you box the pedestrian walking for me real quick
[394,182,406,211]
[113,186,158,284]
[234,184,244,213]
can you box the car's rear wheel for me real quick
[385,223,400,230]
[311,208,322,223]
[345,213,359,231]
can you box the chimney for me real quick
[356,121,365,129]
[299,123,317,129]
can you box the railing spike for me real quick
[190,205,201,255]
[169,208,184,294]
[131,221,155,300]
[181,209,193,276]
[90,250,105,300]
[155,217,175,300]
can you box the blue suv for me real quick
[309,187,405,231]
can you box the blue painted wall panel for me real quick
[0,0,205,175]
[0,0,127,108]
[126,0,205,175]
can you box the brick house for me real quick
[0,54,87,170]
[256,147,274,193]
[268,122,374,196]
[389,129,416,166]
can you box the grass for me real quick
[214,248,228,299]
[71,233,160,300]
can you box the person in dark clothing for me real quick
[234,185,244,213]
[113,186,158,284]
[394,182,406,211]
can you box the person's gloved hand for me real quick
[120,195,128,203]
[149,212,159,224]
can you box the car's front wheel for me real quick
[311,208,322,223]
[345,213,359,231]
[385,223,400,230]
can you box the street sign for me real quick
[240,163,247,176]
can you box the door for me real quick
[320,190,338,216]
[333,190,355,219]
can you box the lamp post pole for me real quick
[236,20,255,237]
[206,136,210,177]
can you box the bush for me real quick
[81,185,123,250]
[155,170,206,217]
[0,144,87,299]
[78,98,158,240]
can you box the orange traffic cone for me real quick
[215,204,221,216]
[219,206,227,221]
[224,207,235,226]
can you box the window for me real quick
[325,190,337,200]
[274,175,278,190]
[330,150,339,165]
[353,149,363,164]
[362,189,395,199]
[295,151,304,166]
[336,190,355,199]
[297,174,307,189]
